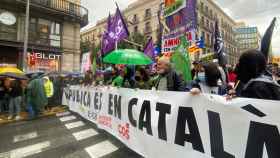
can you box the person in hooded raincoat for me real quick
[26,76,48,118]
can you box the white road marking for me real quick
[65,121,85,129]
[56,111,71,117]
[59,115,76,122]
[8,141,50,158]
[72,129,98,141]
[13,132,38,143]
[85,140,119,158]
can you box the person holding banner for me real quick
[190,62,227,95]
[112,70,125,87]
[134,67,150,90]
[235,49,280,100]
[150,57,185,91]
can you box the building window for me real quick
[50,22,61,47]
[206,33,210,46]
[200,2,204,11]
[210,22,214,31]
[37,18,51,45]
[134,26,138,33]
[206,19,209,29]
[205,6,209,14]
[145,8,152,19]
[201,16,205,26]
[132,14,139,24]
[26,17,61,47]
[144,22,152,34]
[202,31,205,41]
[214,13,217,20]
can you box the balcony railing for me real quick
[16,0,89,27]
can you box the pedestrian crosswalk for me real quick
[56,111,71,117]
[65,121,85,129]
[13,132,38,143]
[85,140,119,158]
[10,141,50,158]
[72,128,99,141]
[0,111,142,158]
[59,115,76,122]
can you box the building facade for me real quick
[197,0,238,65]
[81,0,162,46]
[235,26,261,57]
[81,0,238,64]
[0,0,88,72]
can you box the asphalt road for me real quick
[0,111,143,158]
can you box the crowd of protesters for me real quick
[80,49,280,101]
[0,73,82,121]
[1,49,280,121]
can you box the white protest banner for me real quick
[63,86,280,158]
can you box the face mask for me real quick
[197,72,206,82]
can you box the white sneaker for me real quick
[8,115,13,120]
[15,115,21,121]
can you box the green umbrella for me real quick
[103,49,152,65]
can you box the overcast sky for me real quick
[81,0,280,55]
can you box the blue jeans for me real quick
[27,103,41,119]
[27,103,35,119]
[9,96,22,116]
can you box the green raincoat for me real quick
[27,78,48,111]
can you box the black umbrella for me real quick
[25,72,45,79]
[0,72,29,80]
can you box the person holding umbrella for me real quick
[104,49,153,88]
[7,79,23,120]
[0,78,6,113]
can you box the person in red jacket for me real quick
[228,66,237,88]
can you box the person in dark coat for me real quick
[151,57,185,91]
[7,79,23,120]
[0,79,6,113]
[235,49,280,100]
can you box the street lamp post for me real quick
[23,0,30,72]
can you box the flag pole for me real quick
[123,39,143,49]
[115,41,118,50]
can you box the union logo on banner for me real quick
[164,0,187,17]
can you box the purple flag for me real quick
[101,14,114,54]
[108,3,129,43]
[101,4,129,54]
[144,38,155,60]
[166,0,197,31]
